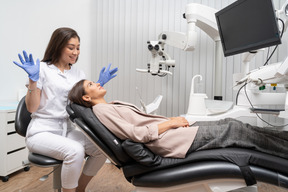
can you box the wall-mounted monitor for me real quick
[215,0,281,57]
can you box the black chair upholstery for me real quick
[15,96,31,137]
[67,103,288,190]
[15,96,62,191]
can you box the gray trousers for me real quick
[187,118,288,159]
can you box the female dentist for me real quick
[13,27,117,192]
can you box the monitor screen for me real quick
[215,0,281,57]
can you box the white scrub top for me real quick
[28,62,85,119]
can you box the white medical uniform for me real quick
[25,62,106,189]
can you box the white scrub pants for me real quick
[26,118,106,189]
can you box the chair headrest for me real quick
[67,103,133,164]
[66,104,77,122]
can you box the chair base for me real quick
[53,165,62,191]
[134,178,257,192]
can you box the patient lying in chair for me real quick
[68,79,288,159]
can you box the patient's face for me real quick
[83,80,106,100]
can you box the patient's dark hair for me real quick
[68,79,93,108]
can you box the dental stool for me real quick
[15,96,62,192]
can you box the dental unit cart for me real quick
[0,102,29,182]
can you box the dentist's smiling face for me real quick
[60,37,80,65]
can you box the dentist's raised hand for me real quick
[97,63,118,86]
[13,50,40,82]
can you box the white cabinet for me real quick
[0,103,29,182]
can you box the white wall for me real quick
[0,0,93,101]
[92,0,288,118]
[1,0,288,122]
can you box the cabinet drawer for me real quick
[6,123,15,133]
[6,133,26,152]
[6,148,28,174]
[5,112,16,133]
[6,112,16,121]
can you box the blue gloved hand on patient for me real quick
[97,63,118,86]
[13,50,40,82]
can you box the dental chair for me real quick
[15,96,62,192]
[66,103,288,192]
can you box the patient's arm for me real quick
[93,105,189,143]
[93,104,159,143]
[158,117,189,134]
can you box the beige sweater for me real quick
[93,100,198,158]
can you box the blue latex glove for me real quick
[13,50,40,82]
[97,63,118,86]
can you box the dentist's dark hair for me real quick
[42,27,80,65]
[68,79,93,108]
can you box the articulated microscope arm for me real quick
[136,3,219,76]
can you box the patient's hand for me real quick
[158,117,189,135]
[169,117,189,128]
